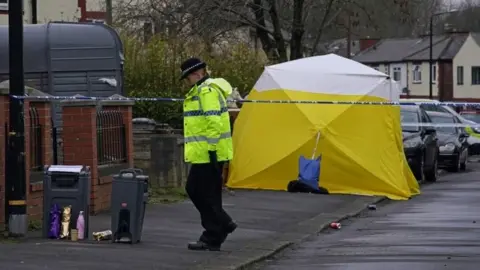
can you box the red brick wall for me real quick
[62,102,134,214]
[26,102,53,221]
[94,105,134,213]
[62,104,100,214]
[0,99,134,224]
[0,99,52,225]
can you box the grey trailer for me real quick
[0,22,125,124]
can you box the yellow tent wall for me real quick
[227,90,420,200]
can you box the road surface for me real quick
[254,163,480,270]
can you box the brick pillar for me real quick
[101,98,134,167]
[0,92,8,225]
[61,100,98,213]
[26,101,53,221]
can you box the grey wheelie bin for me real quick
[42,165,91,239]
[111,168,149,244]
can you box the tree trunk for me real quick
[266,0,288,62]
[290,0,305,60]
[249,0,277,61]
[311,0,336,55]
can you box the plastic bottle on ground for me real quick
[76,211,85,240]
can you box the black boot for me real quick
[226,221,237,234]
[187,241,221,251]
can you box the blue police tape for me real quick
[8,95,480,127]
[8,94,480,107]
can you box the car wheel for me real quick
[413,153,425,182]
[448,154,461,172]
[425,154,438,182]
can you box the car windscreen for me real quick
[420,103,449,113]
[461,114,480,123]
[429,115,457,134]
[400,110,419,132]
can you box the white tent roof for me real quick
[254,54,399,101]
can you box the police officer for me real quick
[180,57,237,251]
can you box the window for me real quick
[420,104,449,113]
[431,64,437,84]
[393,67,401,82]
[384,65,390,75]
[421,111,432,123]
[472,67,480,85]
[400,110,420,132]
[412,64,422,83]
[457,66,464,85]
[430,114,457,134]
[0,0,6,11]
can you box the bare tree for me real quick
[442,0,480,32]
[113,0,445,62]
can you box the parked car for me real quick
[459,111,480,155]
[401,106,439,182]
[401,98,480,156]
[426,111,469,172]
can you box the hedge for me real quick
[122,35,267,128]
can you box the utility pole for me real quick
[429,16,433,100]
[7,0,27,236]
[106,0,113,25]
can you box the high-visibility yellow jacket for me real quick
[465,126,480,139]
[183,77,234,164]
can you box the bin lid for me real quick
[113,174,148,180]
[48,165,83,173]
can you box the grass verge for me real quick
[148,186,188,204]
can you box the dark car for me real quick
[401,106,439,182]
[459,111,480,155]
[426,111,469,172]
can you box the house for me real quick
[353,32,480,101]
[0,0,107,24]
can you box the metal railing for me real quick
[29,107,43,171]
[96,110,127,165]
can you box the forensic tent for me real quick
[227,54,420,200]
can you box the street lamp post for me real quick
[429,10,457,100]
[7,0,27,236]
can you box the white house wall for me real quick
[453,33,480,99]
[370,63,408,91]
[406,61,438,97]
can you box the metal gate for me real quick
[51,118,63,165]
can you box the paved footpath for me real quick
[254,164,480,270]
[0,190,380,270]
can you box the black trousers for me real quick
[186,161,233,246]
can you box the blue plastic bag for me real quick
[298,155,322,191]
